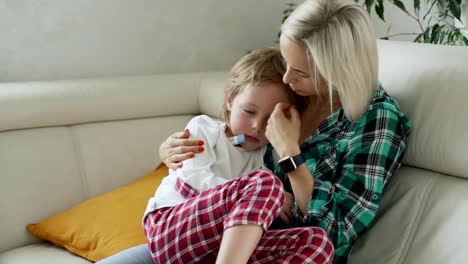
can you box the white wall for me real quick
[1,0,447,82]
[0,0,285,82]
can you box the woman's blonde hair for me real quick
[281,0,378,121]
[222,47,304,121]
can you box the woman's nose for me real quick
[283,67,295,85]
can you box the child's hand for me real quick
[279,192,294,225]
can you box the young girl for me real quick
[142,48,334,264]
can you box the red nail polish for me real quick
[198,147,204,152]
[178,163,183,168]
[290,104,296,109]
[198,140,204,146]
[188,153,195,158]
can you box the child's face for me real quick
[227,83,290,151]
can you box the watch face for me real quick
[279,158,295,173]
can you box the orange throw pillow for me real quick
[27,164,167,262]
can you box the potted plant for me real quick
[281,0,468,45]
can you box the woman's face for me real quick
[279,35,326,96]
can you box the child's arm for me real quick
[174,115,228,198]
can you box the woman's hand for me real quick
[159,129,204,170]
[279,192,294,225]
[266,103,301,158]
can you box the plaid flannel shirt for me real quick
[265,85,411,264]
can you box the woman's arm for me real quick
[159,129,205,170]
[266,103,313,214]
[293,108,411,259]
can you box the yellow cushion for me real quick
[27,164,168,262]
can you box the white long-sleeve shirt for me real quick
[144,115,267,220]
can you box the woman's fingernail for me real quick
[198,140,204,146]
[290,104,296,109]
[198,147,204,152]
[178,163,183,168]
[188,153,195,158]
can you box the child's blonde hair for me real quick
[281,0,378,121]
[222,47,304,121]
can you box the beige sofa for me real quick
[1,40,468,264]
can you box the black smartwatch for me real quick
[278,153,305,174]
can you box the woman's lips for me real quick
[245,135,259,143]
[290,85,301,94]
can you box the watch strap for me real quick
[278,153,305,174]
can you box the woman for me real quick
[159,0,411,262]
[99,0,411,263]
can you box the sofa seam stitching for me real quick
[69,126,90,199]
[396,174,438,264]
[197,75,203,115]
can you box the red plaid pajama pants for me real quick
[144,170,334,264]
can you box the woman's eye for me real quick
[298,72,310,78]
[243,109,255,114]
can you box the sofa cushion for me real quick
[0,114,192,253]
[349,165,468,263]
[26,164,168,262]
[0,243,91,264]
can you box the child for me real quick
[143,48,332,264]
[144,48,298,213]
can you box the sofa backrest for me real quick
[376,40,468,180]
[0,72,227,252]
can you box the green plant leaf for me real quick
[430,24,440,43]
[431,24,445,43]
[436,0,446,6]
[414,34,423,43]
[365,0,376,14]
[447,31,454,45]
[423,27,431,43]
[414,0,420,11]
[462,36,468,46]
[448,0,462,20]
[440,31,447,44]
[375,0,385,21]
[393,0,407,12]
[457,32,468,45]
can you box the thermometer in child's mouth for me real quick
[228,134,246,145]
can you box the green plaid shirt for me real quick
[265,85,411,264]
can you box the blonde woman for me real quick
[159,0,411,263]
[99,0,411,263]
